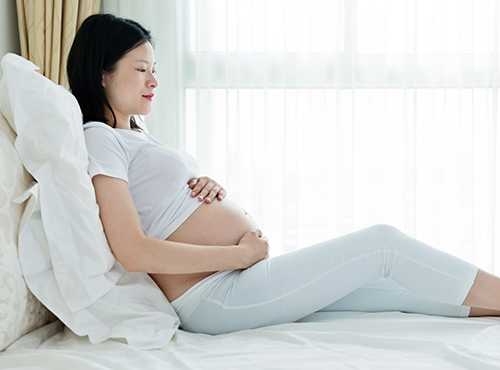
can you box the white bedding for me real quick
[2,311,500,369]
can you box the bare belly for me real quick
[150,198,259,302]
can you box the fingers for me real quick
[252,230,270,261]
[189,177,208,199]
[245,229,262,237]
[217,189,227,201]
[207,186,223,203]
[189,176,226,203]
[197,183,218,202]
[238,229,270,268]
[188,178,198,189]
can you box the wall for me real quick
[0,0,20,80]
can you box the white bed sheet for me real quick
[2,311,500,369]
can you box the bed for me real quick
[2,311,500,369]
[1,53,500,370]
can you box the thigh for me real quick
[180,228,396,333]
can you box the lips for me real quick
[142,94,154,101]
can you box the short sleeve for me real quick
[83,123,129,183]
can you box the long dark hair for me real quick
[67,14,153,130]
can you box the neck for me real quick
[104,109,131,130]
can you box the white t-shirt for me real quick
[83,121,204,240]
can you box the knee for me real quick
[367,224,404,239]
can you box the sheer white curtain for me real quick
[101,0,500,274]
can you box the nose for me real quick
[148,72,159,89]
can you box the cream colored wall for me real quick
[0,0,21,80]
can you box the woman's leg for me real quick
[178,224,484,334]
[462,269,500,310]
[469,307,500,316]
[318,278,471,317]
[320,278,500,317]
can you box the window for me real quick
[181,0,500,270]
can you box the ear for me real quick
[102,70,109,88]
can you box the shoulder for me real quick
[83,121,124,144]
[83,121,129,159]
[84,121,118,136]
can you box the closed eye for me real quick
[137,69,157,74]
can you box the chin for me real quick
[134,109,151,118]
[140,106,153,116]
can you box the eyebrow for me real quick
[134,59,156,65]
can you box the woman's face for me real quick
[102,41,158,129]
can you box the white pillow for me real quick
[0,53,120,311]
[0,53,179,349]
[0,112,54,351]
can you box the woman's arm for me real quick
[92,174,269,274]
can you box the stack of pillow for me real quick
[0,53,179,350]
[0,110,54,351]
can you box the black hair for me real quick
[67,14,153,130]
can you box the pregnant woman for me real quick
[68,14,500,335]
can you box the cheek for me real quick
[104,73,145,109]
[104,79,122,104]
[108,80,133,104]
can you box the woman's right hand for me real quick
[237,229,270,269]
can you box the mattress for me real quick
[2,311,500,369]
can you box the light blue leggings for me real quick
[171,224,478,334]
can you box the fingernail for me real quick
[206,197,211,202]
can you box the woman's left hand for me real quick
[188,176,227,203]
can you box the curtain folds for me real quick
[101,0,500,274]
[16,0,99,88]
